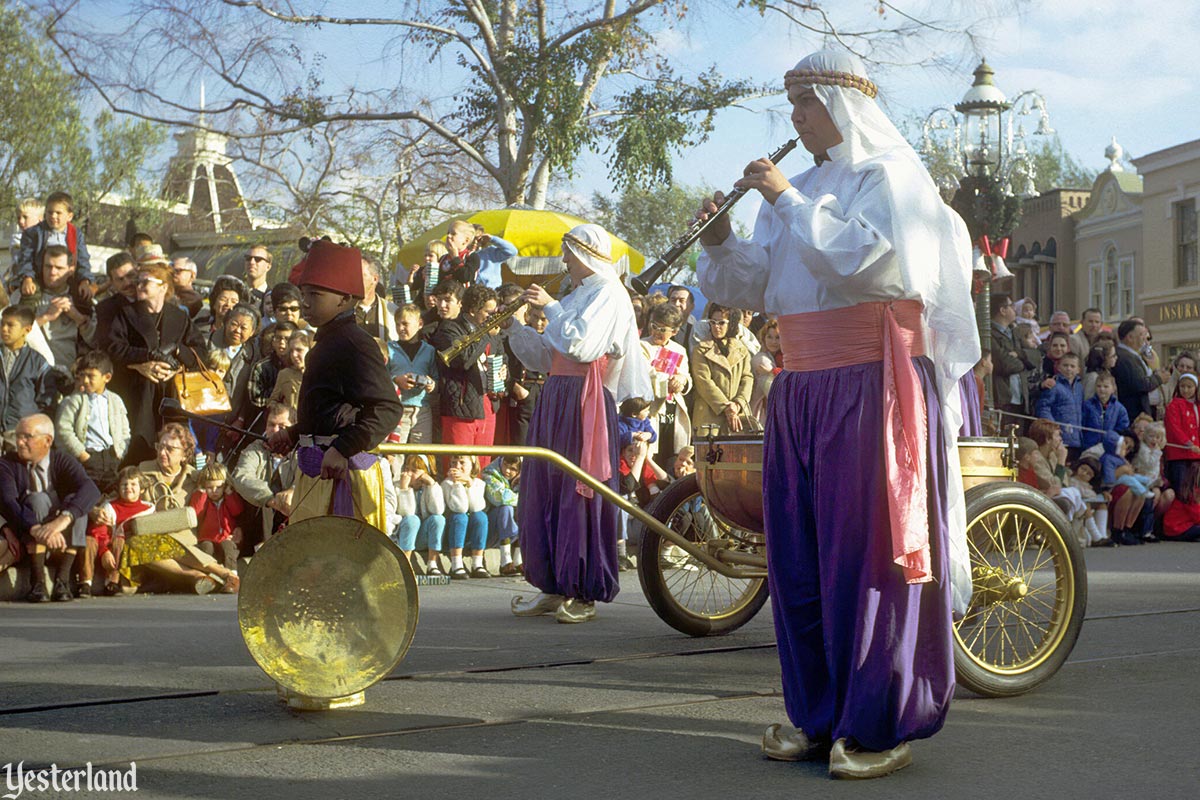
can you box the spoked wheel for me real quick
[953,482,1087,697]
[635,474,769,637]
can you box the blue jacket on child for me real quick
[1080,395,1130,451]
[1036,374,1084,448]
[618,415,657,449]
[1099,433,1128,488]
[14,221,94,290]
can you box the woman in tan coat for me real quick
[691,303,753,434]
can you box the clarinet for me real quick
[629,136,800,295]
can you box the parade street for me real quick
[1,543,1197,800]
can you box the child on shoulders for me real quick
[14,191,95,303]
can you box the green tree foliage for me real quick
[0,1,164,234]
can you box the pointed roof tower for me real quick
[160,83,253,233]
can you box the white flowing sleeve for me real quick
[541,290,624,363]
[506,321,554,373]
[419,484,445,517]
[770,170,892,285]
[697,234,771,314]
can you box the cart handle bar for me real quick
[375,443,767,580]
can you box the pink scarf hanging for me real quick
[551,352,611,498]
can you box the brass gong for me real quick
[238,516,419,707]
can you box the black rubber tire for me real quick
[952,482,1088,697]
[635,473,769,637]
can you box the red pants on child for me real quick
[441,402,497,468]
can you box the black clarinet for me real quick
[629,136,800,295]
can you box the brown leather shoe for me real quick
[828,738,912,779]
[761,724,828,762]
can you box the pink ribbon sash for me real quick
[551,352,611,498]
[777,300,932,584]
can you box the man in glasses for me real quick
[242,245,274,319]
[171,256,203,318]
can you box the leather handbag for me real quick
[172,349,232,416]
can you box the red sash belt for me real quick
[777,300,932,584]
[551,352,610,498]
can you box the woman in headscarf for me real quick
[696,50,979,778]
[505,224,652,623]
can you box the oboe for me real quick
[629,136,800,295]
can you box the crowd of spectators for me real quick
[0,196,788,602]
[989,294,1200,546]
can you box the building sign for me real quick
[1144,298,1200,325]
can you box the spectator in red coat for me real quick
[1163,460,1200,542]
[188,462,243,573]
[1163,372,1200,491]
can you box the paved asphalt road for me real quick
[1,543,1198,800]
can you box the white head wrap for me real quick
[562,223,617,283]
[788,51,981,614]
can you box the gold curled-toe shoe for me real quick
[761,724,828,762]
[511,593,564,617]
[554,598,597,624]
[828,738,912,780]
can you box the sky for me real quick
[68,0,1199,235]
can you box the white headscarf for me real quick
[788,51,981,614]
[563,223,617,282]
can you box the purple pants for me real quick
[517,374,620,603]
[763,355,954,751]
[959,372,983,437]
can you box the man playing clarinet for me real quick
[696,50,979,779]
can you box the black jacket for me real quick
[108,302,206,457]
[1113,345,1162,422]
[426,316,502,420]
[291,312,402,457]
[0,450,101,538]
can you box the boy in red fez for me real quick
[266,240,402,532]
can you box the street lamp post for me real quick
[921,60,1055,424]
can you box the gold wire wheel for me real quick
[953,483,1087,697]
[636,474,769,636]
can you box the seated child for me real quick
[392,454,446,576]
[1131,421,1173,540]
[1162,461,1200,542]
[442,454,488,579]
[83,467,155,596]
[483,455,521,576]
[55,351,131,494]
[1100,431,1148,547]
[269,329,311,410]
[187,462,244,576]
[672,446,696,480]
[1066,455,1108,547]
[1018,420,1088,526]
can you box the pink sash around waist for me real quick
[777,300,932,584]
[551,352,611,498]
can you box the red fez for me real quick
[298,240,364,297]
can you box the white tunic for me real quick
[507,272,652,403]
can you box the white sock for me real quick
[500,541,512,566]
[1084,517,1102,544]
[513,548,523,567]
[1093,509,1109,541]
[471,554,484,569]
[451,554,464,570]
[617,539,627,557]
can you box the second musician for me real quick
[506,223,652,623]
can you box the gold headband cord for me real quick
[563,233,612,263]
[784,68,878,99]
